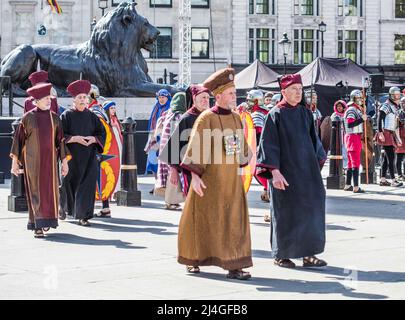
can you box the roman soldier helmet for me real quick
[271,93,282,105]
[389,86,401,100]
[246,89,264,107]
[89,84,100,100]
[400,96,405,107]
[350,89,363,106]
[304,89,317,106]
[264,91,274,99]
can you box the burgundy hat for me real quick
[28,71,49,86]
[67,80,91,97]
[26,83,52,100]
[279,74,303,90]
[190,85,210,99]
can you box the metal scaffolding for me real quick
[179,0,191,86]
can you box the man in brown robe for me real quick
[178,68,253,280]
[10,83,70,238]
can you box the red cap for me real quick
[190,85,210,99]
[280,74,303,90]
[67,80,91,97]
[28,71,49,86]
[26,83,52,100]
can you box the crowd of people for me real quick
[10,71,122,237]
[10,67,405,280]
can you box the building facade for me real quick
[1,0,405,84]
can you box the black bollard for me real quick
[327,116,345,189]
[116,117,142,206]
[8,118,28,212]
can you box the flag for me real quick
[47,0,62,14]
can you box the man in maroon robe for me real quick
[11,83,70,238]
[24,71,59,114]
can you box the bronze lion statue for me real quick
[0,2,178,97]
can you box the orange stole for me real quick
[95,118,121,201]
[239,111,257,193]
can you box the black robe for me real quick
[257,101,326,259]
[60,108,106,220]
[159,108,201,195]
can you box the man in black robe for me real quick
[257,74,327,269]
[60,80,106,226]
[159,85,211,195]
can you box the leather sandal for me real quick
[261,190,270,203]
[303,256,327,267]
[186,266,200,274]
[274,258,296,268]
[226,269,251,280]
[95,209,111,218]
[353,187,365,193]
[165,204,181,210]
[78,219,91,227]
[34,229,44,238]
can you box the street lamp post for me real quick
[278,33,291,75]
[98,0,108,17]
[319,21,327,58]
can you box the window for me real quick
[150,27,172,59]
[338,30,363,64]
[249,28,275,63]
[112,0,126,6]
[396,0,405,18]
[293,29,319,64]
[191,0,209,8]
[191,28,209,59]
[338,0,363,17]
[294,0,318,16]
[150,0,172,7]
[249,0,275,15]
[395,35,405,64]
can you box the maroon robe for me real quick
[10,108,70,230]
[24,97,58,114]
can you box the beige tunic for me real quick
[178,107,253,270]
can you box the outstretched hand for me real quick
[191,172,207,197]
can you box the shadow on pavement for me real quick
[326,196,405,220]
[95,217,178,228]
[294,265,405,284]
[188,271,388,299]
[44,233,146,250]
[66,221,177,236]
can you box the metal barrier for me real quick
[0,76,12,116]
[0,76,24,116]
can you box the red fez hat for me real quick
[280,74,303,90]
[67,80,91,97]
[26,83,52,100]
[190,85,210,99]
[28,71,49,86]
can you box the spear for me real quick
[361,77,369,184]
